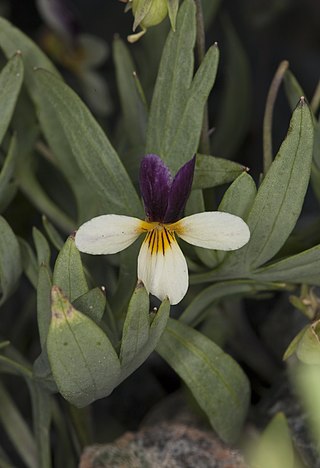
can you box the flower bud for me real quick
[132,0,168,29]
[127,0,169,43]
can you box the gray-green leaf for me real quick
[0,53,24,145]
[157,318,250,443]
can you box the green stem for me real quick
[194,0,210,155]
[311,79,320,116]
[263,60,289,175]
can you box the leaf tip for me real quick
[298,96,306,107]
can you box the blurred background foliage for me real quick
[0,0,319,467]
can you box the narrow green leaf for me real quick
[167,0,179,29]
[0,341,10,350]
[192,154,247,189]
[110,242,141,320]
[32,69,142,221]
[157,318,250,443]
[216,172,257,265]
[169,43,220,171]
[18,158,75,233]
[146,0,196,171]
[29,383,52,468]
[18,238,38,289]
[33,227,51,267]
[73,287,106,324]
[36,264,52,348]
[0,134,19,213]
[53,235,88,302]
[252,243,320,285]
[120,283,150,368]
[113,38,147,150]
[248,413,295,468]
[223,99,314,273]
[0,17,59,96]
[0,216,22,305]
[119,297,170,383]
[0,382,37,468]
[180,280,286,326]
[47,286,121,407]
[211,16,251,158]
[0,53,24,145]
[42,216,64,251]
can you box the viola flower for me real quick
[75,155,250,305]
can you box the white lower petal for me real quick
[75,214,143,254]
[138,229,188,305]
[174,212,250,251]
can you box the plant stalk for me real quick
[263,60,289,175]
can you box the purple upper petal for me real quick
[164,156,196,223]
[139,154,172,222]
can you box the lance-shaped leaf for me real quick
[156,318,250,443]
[0,53,23,145]
[180,279,286,327]
[0,382,37,468]
[0,134,19,213]
[167,0,179,30]
[252,243,320,285]
[113,38,147,184]
[53,235,88,302]
[192,154,247,190]
[0,216,22,306]
[0,17,59,97]
[215,172,256,265]
[47,286,121,407]
[113,37,147,151]
[73,287,106,324]
[32,69,142,221]
[119,284,170,382]
[146,0,219,172]
[220,98,314,274]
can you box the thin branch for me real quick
[263,60,289,174]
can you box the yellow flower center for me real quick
[139,222,176,255]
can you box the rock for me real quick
[79,422,247,468]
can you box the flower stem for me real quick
[194,0,210,155]
[311,79,320,115]
[263,60,289,175]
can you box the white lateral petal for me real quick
[175,212,250,251]
[138,233,188,305]
[75,214,142,254]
